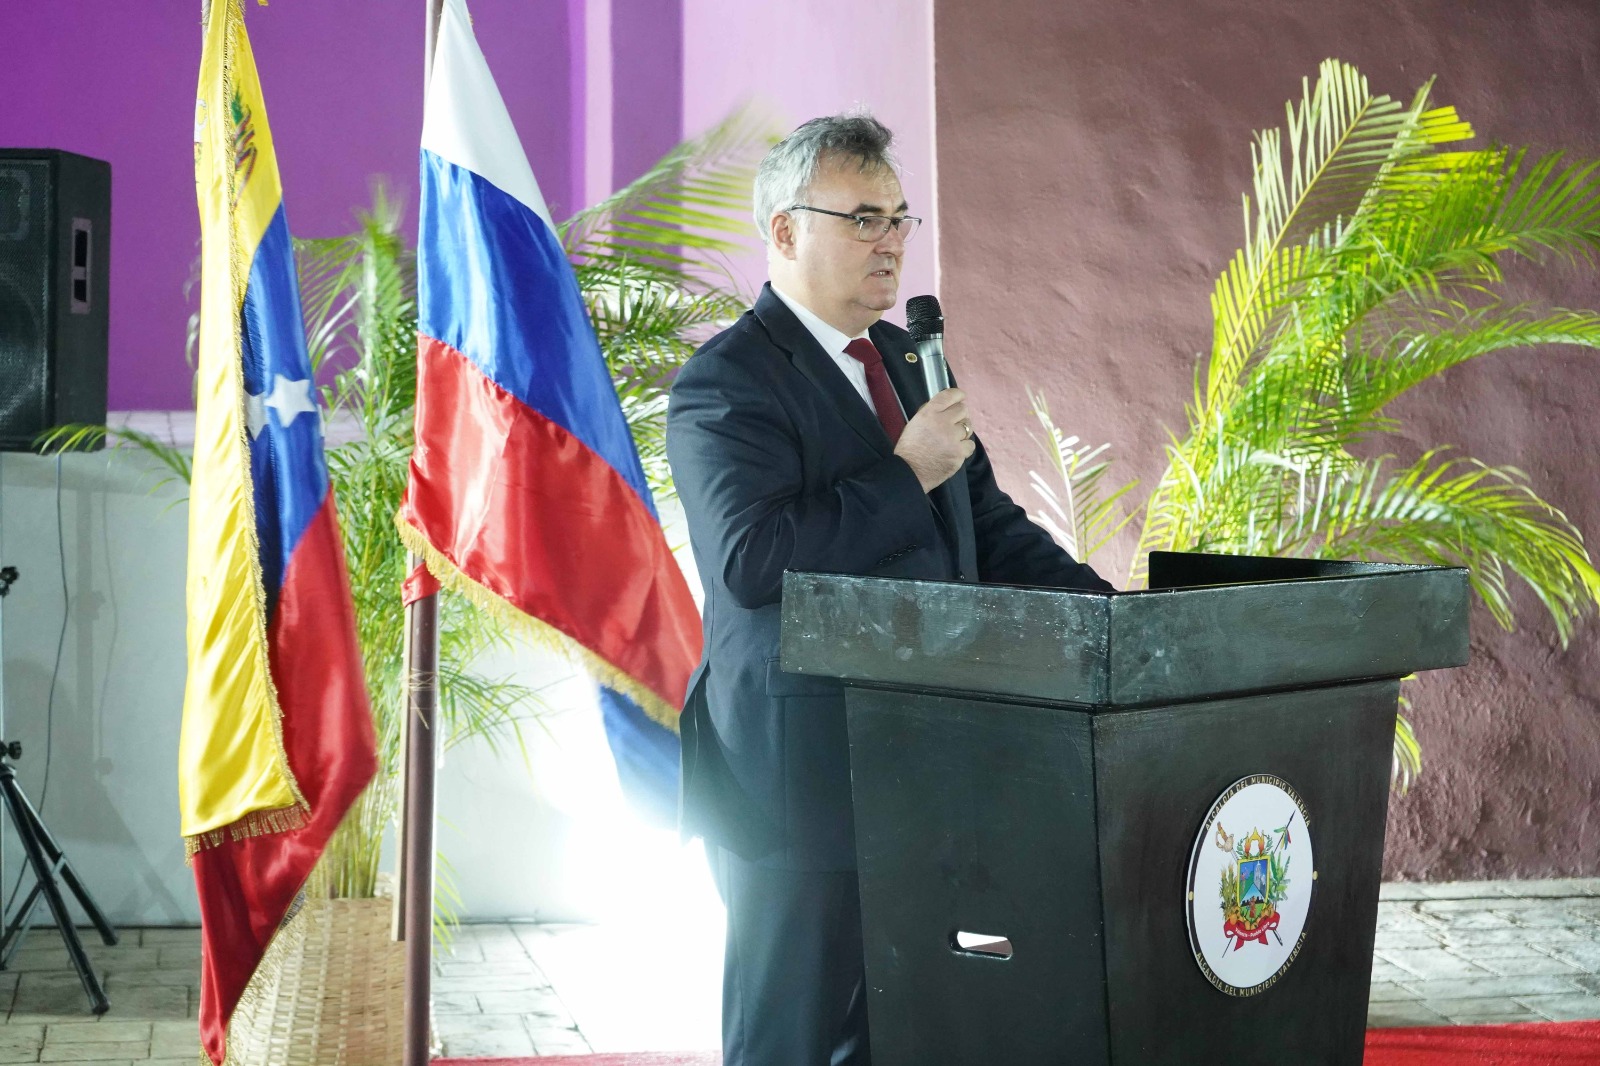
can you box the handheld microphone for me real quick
[905,295,951,399]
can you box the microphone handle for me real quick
[915,334,952,399]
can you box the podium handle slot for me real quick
[951,931,1013,959]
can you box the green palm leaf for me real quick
[567,110,775,500]
[1026,389,1138,563]
[1310,452,1600,646]
[1135,61,1479,586]
[1054,59,1600,787]
[561,107,772,281]
[1206,61,1472,411]
[1340,307,1600,429]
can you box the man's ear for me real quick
[769,211,799,261]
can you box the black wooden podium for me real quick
[778,552,1469,1066]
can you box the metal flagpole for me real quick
[400,6,446,1065]
[195,1,441,1060]
[400,565,439,1066]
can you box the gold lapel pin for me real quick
[904,352,918,363]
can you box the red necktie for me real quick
[843,338,907,445]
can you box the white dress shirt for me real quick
[770,286,906,417]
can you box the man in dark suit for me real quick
[666,113,1113,1066]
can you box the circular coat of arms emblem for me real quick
[1186,774,1315,996]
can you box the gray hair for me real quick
[752,112,899,244]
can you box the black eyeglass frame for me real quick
[786,204,922,242]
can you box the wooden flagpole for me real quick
[400,7,446,1065]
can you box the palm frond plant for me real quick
[41,110,768,910]
[562,110,769,498]
[1025,388,1138,565]
[1030,59,1600,791]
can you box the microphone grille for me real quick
[905,295,944,339]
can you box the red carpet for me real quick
[438,1021,1600,1065]
[1364,1019,1600,1065]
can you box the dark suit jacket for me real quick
[666,284,1112,870]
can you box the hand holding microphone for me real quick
[895,295,974,493]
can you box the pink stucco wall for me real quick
[934,0,1600,879]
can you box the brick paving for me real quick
[0,879,1593,1060]
[0,927,200,1065]
[1369,878,1600,1027]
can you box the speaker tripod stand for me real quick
[0,566,117,1013]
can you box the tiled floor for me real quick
[0,879,1596,1062]
[1368,878,1600,1026]
[0,926,198,1064]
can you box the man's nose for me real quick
[873,225,906,255]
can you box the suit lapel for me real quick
[753,286,891,456]
[750,288,974,579]
[871,323,929,414]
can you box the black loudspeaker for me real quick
[0,149,110,452]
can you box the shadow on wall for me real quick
[0,453,195,925]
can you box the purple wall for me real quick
[611,0,684,190]
[934,0,1600,880]
[681,0,939,319]
[5,1,935,407]
[2,1,578,411]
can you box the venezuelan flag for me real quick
[398,0,701,722]
[186,2,376,1062]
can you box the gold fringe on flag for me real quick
[215,0,308,822]
[184,803,312,859]
[394,516,682,732]
[182,0,308,850]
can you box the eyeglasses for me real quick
[787,205,922,243]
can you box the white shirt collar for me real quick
[770,285,868,358]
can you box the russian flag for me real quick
[397,0,701,725]
[185,2,376,1063]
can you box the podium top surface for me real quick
[779,552,1470,707]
